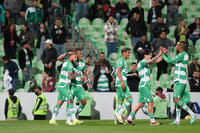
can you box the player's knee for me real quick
[173,97,179,104]
[127,97,133,104]
[81,99,86,106]
[57,101,63,106]
[69,99,74,103]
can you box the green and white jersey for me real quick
[58,60,73,86]
[71,60,87,87]
[116,57,128,86]
[97,74,109,91]
[162,52,189,84]
[137,60,150,82]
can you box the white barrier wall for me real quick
[0,92,200,120]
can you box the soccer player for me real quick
[161,42,196,125]
[71,48,90,115]
[126,49,162,125]
[115,47,133,124]
[49,51,82,125]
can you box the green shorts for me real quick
[116,83,132,100]
[57,83,72,101]
[173,81,186,99]
[71,85,86,100]
[138,81,153,103]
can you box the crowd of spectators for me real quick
[0,0,200,93]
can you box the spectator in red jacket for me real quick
[103,0,114,22]
[42,71,56,92]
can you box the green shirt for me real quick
[116,57,128,86]
[97,74,109,91]
[71,60,87,86]
[25,6,43,24]
[58,60,73,86]
[137,60,150,82]
[162,51,189,84]
[153,96,169,118]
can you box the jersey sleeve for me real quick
[62,61,73,73]
[117,58,124,69]
[141,60,147,67]
[67,62,73,72]
[162,53,183,63]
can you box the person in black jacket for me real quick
[18,23,34,48]
[48,1,64,33]
[18,41,33,87]
[41,39,58,77]
[2,56,19,91]
[189,71,200,92]
[128,0,144,21]
[3,23,19,59]
[35,23,50,68]
[60,0,73,16]
[152,17,169,39]
[147,0,162,42]
[134,34,151,61]
[51,19,67,56]
[4,89,22,120]
[114,0,130,23]
[127,62,140,92]
[126,12,147,50]
[188,18,200,45]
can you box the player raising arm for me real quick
[126,49,162,125]
[161,42,196,125]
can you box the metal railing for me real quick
[66,15,80,48]
[84,35,99,60]
[66,15,99,60]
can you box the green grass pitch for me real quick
[0,120,199,133]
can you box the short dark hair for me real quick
[131,62,137,65]
[105,0,111,5]
[156,87,163,93]
[137,0,142,3]
[2,56,9,61]
[178,41,186,50]
[195,17,200,21]
[143,49,152,56]
[35,86,42,91]
[99,51,105,55]
[86,54,92,58]
[8,89,15,96]
[121,47,131,54]
[74,48,82,53]
[21,41,28,46]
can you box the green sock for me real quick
[175,105,181,122]
[52,104,61,120]
[177,100,194,116]
[66,104,71,122]
[127,112,136,120]
[77,104,84,114]
[115,101,123,113]
[68,103,76,120]
[149,113,155,123]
